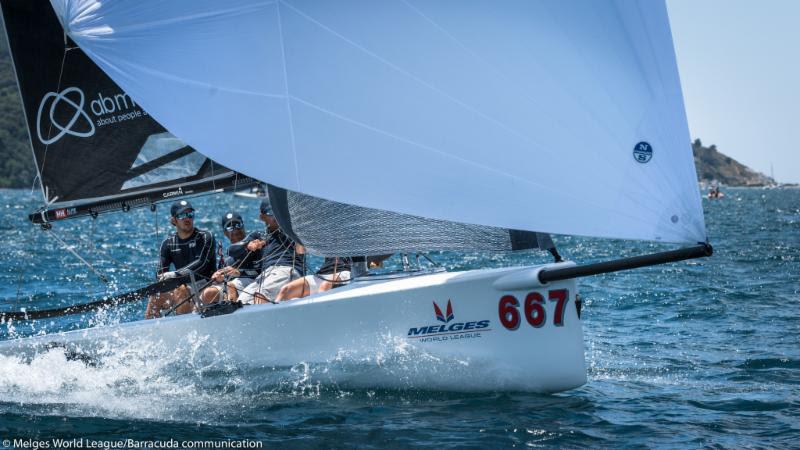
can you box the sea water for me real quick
[0,188,797,448]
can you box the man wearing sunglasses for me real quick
[200,211,262,303]
[145,199,218,318]
[238,197,305,304]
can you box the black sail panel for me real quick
[1,0,252,221]
[267,185,556,257]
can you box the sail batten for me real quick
[48,0,705,243]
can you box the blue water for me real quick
[0,188,798,448]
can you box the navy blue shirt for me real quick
[157,228,217,280]
[226,231,264,278]
[232,229,304,275]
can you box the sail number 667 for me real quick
[498,289,569,330]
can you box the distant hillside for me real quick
[0,21,777,189]
[0,20,35,189]
[692,139,773,187]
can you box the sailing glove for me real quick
[159,271,179,281]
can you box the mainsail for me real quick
[1,0,256,223]
[49,0,707,244]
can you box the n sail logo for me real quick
[36,86,147,144]
[633,141,653,163]
[407,299,491,342]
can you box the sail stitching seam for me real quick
[276,1,302,190]
[288,95,606,209]
[278,1,551,157]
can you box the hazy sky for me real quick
[667,0,800,183]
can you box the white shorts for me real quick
[305,270,351,296]
[239,266,301,304]
[207,277,254,298]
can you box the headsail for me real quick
[50,0,705,243]
[0,0,256,223]
[268,184,557,257]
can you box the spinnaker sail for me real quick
[1,0,257,223]
[50,0,706,244]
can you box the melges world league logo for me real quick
[433,300,454,323]
[407,299,491,339]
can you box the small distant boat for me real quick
[707,186,725,199]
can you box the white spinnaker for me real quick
[51,0,706,244]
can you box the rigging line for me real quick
[153,203,160,277]
[250,236,291,268]
[209,154,218,192]
[420,252,441,268]
[246,226,284,265]
[29,174,41,196]
[48,225,153,281]
[38,45,71,199]
[87,216,96,300]
[45,228,109,284]
[313,257,352,285]
[163,250,255,317]
[13,222,38,307]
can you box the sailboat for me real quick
[0,0,711,393]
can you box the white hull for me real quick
[0,264,586,393]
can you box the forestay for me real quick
[51,0,706,243]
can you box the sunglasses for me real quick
[224,221,244,232]
[174,211,194,220]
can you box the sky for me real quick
[667,0,800,183]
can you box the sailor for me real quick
[200,211,262,303]
[145,199,218,318]
[274,257,353,302]
[274,253,394,302]
[237,197,305,304]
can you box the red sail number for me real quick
[499,289,570,330]
[549,289,568,327]
[498,295,520,330]
[524,292,546,328]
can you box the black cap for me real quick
[170,199,194,217]
[221,211,243,229]
[260,198,273,215]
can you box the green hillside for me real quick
[692,139,773,186]
[0,20,35,189]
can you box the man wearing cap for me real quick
[200,211,262,303]
[145,199,218,318]
[238,197,305,304]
